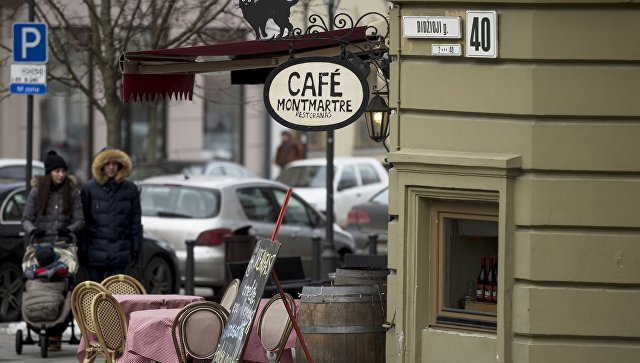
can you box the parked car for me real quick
[0,159,45,180]
[0,181,179,322]
[130,160,255,181]
[276,157,389,227]
[137,174,356,292]
[346,187,389,254]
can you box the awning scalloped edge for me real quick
[122,73,195,103]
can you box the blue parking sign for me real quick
[13,23,47,63]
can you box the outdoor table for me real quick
[76,294,204,362]
[114,298,300,363]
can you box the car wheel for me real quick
[0,261,23,322]
[143,256,174,294]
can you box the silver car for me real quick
[138,175,356,291]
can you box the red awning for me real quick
[121,27,378,102]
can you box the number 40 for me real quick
[469,17,491,52]
[466,11,497,58]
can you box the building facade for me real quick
[0,1,388,181]
[386,1,640,362]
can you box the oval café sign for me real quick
[264,56,369,131]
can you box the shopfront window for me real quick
[123,102,167,163]
[430,200,498,331]
[203,72,243,161]
[40,43,89,181]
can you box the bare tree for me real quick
[4,0,247,150]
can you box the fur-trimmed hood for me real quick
[91,148,132,185]
[30,174,79,188]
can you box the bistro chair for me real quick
[101,274,147,295]
[257,293,296,363]
[70,281,109,363]
[172,301,229,363]
[220,278,240,312]
[91,292,128,363]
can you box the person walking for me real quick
[80,147,142,282]
[274,130,303,168]
[22,150,84,351]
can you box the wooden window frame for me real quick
[429,200,498,332]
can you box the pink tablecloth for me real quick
[120,308,186,363]
[114,294,205,320]
[76,294,204,362]
[111,298,300,363]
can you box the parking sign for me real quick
[13,23,48,63]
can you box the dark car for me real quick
[346,187,389,254]
[0,181,180,322]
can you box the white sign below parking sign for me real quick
[10,64,47,84]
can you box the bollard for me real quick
[312,235,322,281]
[185,239,195,295]
[368,233,379,255]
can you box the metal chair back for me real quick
[70,281,109,363]
[91,292,128,363]
[101,274,147,295]
[172,301,228,363]
[257,293,296,363]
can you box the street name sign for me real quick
[403,16,462,39]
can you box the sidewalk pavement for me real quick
[0,320,106,363]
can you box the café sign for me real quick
[264,56,369,131]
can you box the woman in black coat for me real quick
[80,147,142,282]
[22,150,84,351]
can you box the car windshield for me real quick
[140,185,220,219]
[277,165,327,188]
[372,188,389,204]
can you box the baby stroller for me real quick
[15,235,81,358]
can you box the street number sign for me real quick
[431,44,462,56]
[465,11,498,58]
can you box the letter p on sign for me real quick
[13,23,48,63]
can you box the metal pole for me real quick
[185,239,195,295]
[312,235,321,281]
[25,0,35,195]
[87,51,94,179]
[368,233,378,255]
[321,130,338,279]
[320,1,339,279]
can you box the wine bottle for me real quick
[476,256,487,301]
[491,257,498,303]
[484,257,494,302]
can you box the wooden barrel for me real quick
[294,285,386,363]
[334,267,389,293]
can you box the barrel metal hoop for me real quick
[299,325,387,334]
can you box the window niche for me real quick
[429,199,499,331]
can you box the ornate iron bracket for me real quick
[275,12,390,95]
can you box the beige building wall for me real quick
[387,1,640,363]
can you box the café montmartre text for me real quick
[277,69,353,119]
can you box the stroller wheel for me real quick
[39,335,48,358]
[15,329,22,354]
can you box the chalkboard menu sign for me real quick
[213,237,281,363]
